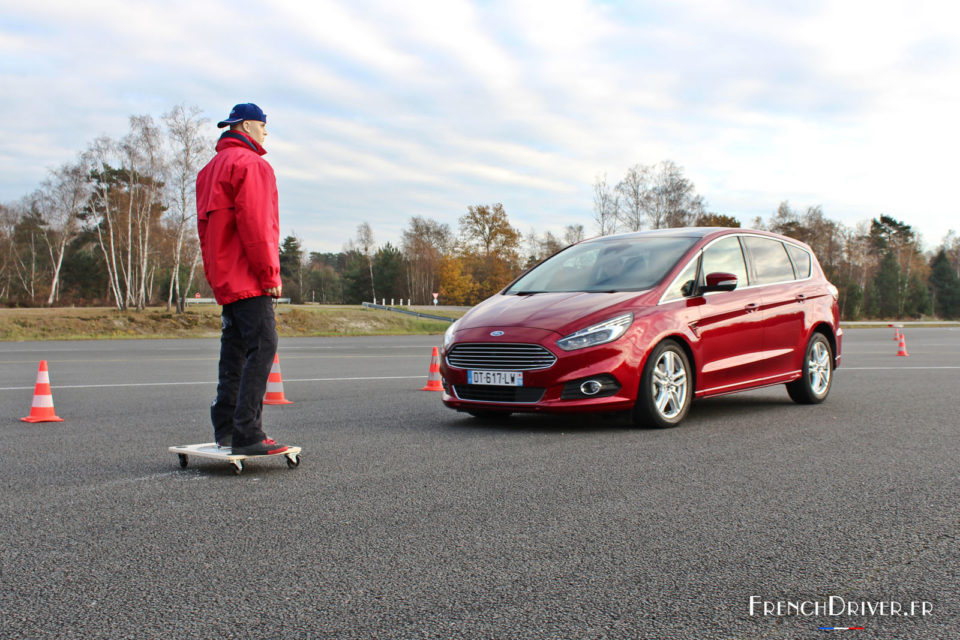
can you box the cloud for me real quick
[2,0,960,252]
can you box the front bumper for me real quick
[439,326,644,414]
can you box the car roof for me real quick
[582,227,805,247]
[584,227,733,242]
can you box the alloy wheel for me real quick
[651,350,688,419]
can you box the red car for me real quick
[440,227,842,427]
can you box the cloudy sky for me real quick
[2,0,958,253]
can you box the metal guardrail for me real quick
[844,321,960,327]
[185,297,291,305]
[361,301,456,323]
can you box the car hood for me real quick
[458,290,654,335]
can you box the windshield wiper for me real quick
[511,290,544,296]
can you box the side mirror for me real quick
[702,272,738,293]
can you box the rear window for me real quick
[743,236,795,284]
[786,244,812,278]
[507,236,698,294]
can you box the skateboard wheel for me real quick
[231,460,243,475]
[178,454,188,469]
[286,454,300,469]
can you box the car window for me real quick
[743,236,796,284]
[701,236,748,287]
[661,256,700,302]
[507,236,698,293]
[786,244,811,278]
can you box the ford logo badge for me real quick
[490,330,505,337]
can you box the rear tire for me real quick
[786,333,833,404]
[633,339,692,429]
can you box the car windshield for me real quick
[506,236,699,294]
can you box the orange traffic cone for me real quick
[21,360,64,423]
[897,334,909,357]
[263,353,293,405]
[420,346,444,391]
[893,326,901,341]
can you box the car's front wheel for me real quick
[786,332,833,404]
[633,339,692,428]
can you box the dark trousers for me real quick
[210,295,278,447]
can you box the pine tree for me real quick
[873,251,900,318]
[929,250,960,318]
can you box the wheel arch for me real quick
[810,322,837,369]
[641,333,698,394]
[632,333,697,428]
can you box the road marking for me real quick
[0,375,425,391]
[1,368,956,391]
[0,345,435,355]
[842,366,960,370]
[0,354,428,365]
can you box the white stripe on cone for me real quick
[32,395,54,408]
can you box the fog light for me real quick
[580,380,603,396]
[561,374,621,400]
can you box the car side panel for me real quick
[758,281,806,378]
[692,287,767,394]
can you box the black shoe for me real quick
[232,438,289,456]
[216,435,232,448]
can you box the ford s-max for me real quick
[440,227,841,428]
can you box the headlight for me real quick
[556,313,634,351]
[443,319,459,349]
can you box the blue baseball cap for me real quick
[217,103,267,128]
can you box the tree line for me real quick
[1,105,212,311]
[3,109,960,319]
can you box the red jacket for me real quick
[196,132,282,305]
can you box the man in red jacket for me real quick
[196,103,289,456]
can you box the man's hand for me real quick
[265,285,282,297]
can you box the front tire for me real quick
[786,332,833,404]
[633,339,692,428]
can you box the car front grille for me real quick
[453,385,546,403]
[446,343,557,371]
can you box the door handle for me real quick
[796,294,807,303]
[744,303,759,313]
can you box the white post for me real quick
[391,298,394,306]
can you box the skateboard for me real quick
[169,442,302,475]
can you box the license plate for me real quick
[468,370,523,386]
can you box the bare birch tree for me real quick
[611,161,705,231]
[6,197,44,302]
[85,135,126,309]
[616,164,650,232]
[592,174,619,236]
[122,115,166,310]
[163,104,212,311]
[86,117,166,310]
[564,224,585,245]
[357,222,376,303]
[651,160,704,228]
[0,203,14,300]
[401,216,451,304]
[37,159,90,304]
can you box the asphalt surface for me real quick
[1,328,957,639]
